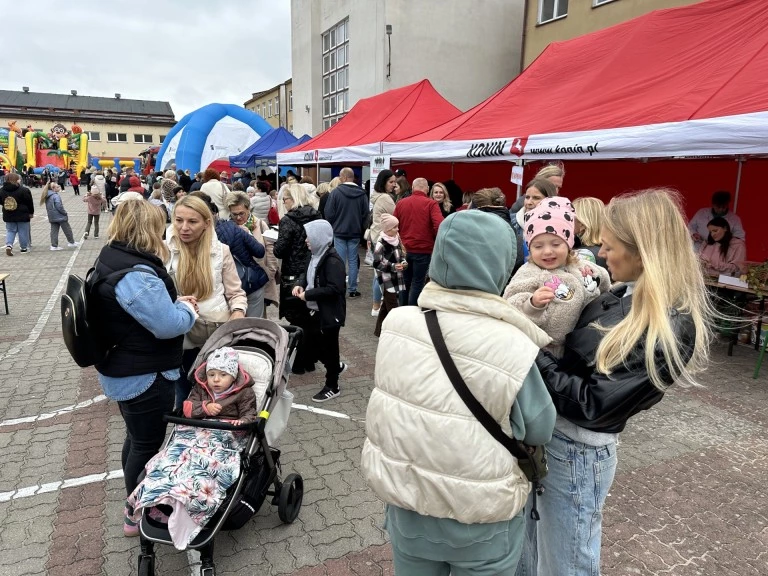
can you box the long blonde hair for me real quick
[171,195,214,300]
[595,188,713,390]
[573,197,605,246]
[429,182,453,212]
[535,162,565,181]
[39,182,53,206]
[108,198,169,261]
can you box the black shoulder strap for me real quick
[424,309,527,461]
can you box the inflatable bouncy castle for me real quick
[0,126,25,170]
[24,123,88,174]
[155,104,272,173]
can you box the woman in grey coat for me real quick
[40,182,79,250]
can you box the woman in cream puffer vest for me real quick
[361,210,556,575]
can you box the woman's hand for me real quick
[292,286,305,299]
[207,402,222,416]
[531,286,555,308]
[177,295,198,311]
[229,310,245,321]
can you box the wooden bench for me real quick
[0,273,8,315]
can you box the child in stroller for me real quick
[129,346,258,549]
[130,319,304,576]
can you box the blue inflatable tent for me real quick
[155,103,273,174]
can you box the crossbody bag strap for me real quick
[424,309,527,462]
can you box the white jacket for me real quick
[91,174,107,196]
[361,281,551,524]
[201,179,230,220]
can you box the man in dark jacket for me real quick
[393,177,444,305]
[1,173,35,256]
[119,166,136,192]
[324,167,368,298]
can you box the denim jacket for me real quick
[97,264,196,401]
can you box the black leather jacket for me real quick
[536,284,696,433]
[273,205,321,278]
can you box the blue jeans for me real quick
[404,252,432,306]
[334,237,360,292]
[118,373,175,496]
[5,221,30,250]
[372,275,382,305]
[517,431,617,576]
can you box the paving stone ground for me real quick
[0,190,767,575]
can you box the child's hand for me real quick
[531,286,555,308]
[394,263,404,272]
[207,402,222,416]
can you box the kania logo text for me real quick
[527,143,601,156]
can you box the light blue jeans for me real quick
[5,221,30,250]
[334,237,360,292]
[372,275,382,305]
[516,430,617,576]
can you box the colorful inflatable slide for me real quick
[24,123,88,173]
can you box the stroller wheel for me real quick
[138,554,155,576]
[277,473,304,523]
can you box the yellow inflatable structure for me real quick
[24,127,88,174]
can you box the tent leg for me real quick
[451,162,454,180]
[733,157,743,212]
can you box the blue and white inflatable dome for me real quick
[155,103,273,173]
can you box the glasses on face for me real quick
[231,211,248,220]
[283,198,292,204]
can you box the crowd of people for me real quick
[3,154,749,573]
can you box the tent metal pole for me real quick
[733,157,743,212]
[451,162,454,180]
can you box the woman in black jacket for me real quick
[273,183,321,372]
[293,219,347,403]
[519,189,713,576]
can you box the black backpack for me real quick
[61,268,130,367]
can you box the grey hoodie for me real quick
[304,220,334,310]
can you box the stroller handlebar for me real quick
[163,412,266,434]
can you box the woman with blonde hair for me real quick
[572,196,607,270]
[519,188,713,576]
[274,182,321,372]
[429,182,453,218]
[316,181,332,218]
[166,194,247,404]
[88,199,198,536]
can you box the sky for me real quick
[2,0,292,119]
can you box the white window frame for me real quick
[85,131,100,141]
[107,132,127,143]
[289,90,293,111]
[593,0,617,5]
[538,0,568,24]
[133,134,153,144]
[321,17,349,127]
[275,97,280,115]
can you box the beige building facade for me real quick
[0,89,175,160]
[244,79,294,132]
[523,0,704,68]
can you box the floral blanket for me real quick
[129,424,249,549]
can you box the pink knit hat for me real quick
[380,213,399,231]
[523,197,576,248]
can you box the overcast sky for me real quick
[2,0,291,119]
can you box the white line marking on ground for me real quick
[0,242,82,364]
[0,404,361,502]
[0,468,124,502]
[292,402,364,422]
[0,395,107,427]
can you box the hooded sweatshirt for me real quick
[0,180,34,222]
[44,188,68,223]
[303,220,334,311]
[90,174,107,196]
[324,182,369,239]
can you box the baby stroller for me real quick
[136,318,304,576]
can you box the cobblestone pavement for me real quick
[1,192,767,575]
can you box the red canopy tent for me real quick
[386,0,768,162]
[277,80,461,165]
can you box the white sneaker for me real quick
[371,307,380,317]
[67,242,80,248]
[50,246,64,251]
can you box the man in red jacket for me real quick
[393,177,444,305]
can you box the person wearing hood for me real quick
[1,173,35,256]
[83,179,107,239]
[292,219,347,403]
[360,210,556,575]
[324,167,369,298]
[273,183,322,373]
[41,182,79,250]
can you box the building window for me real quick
[275,97,280,115]
[593,0,616,5]
[268,100,273,117]
[107,132,127,143]
[322,18,349,130]
[538,0,568,24]
[134,134,153,143]
[256,104,260,115]
[159,135,166,144]
[289,90,293,111]
[85,131,100,141]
